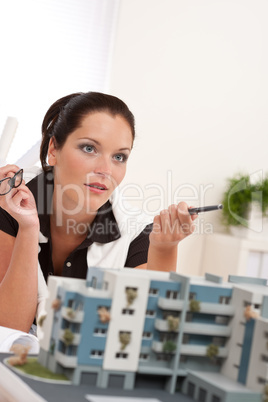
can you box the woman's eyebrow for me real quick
[78,137,131,152]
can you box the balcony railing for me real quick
[55,351,78,368]
[158,297,184,311]
[59,330,81,345]
[180,344,228,357]
[61,307,84,323]
[158,298,235,317]
[183,322,231,337]
[155,318,179,332]
[197,302,235,316]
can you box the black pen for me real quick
[188,204,223,215]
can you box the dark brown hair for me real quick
[40,92,135,172]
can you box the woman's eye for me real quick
[82,145,95,153]
[114,154,127,163]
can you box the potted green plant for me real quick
[221,173,268,238]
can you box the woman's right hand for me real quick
[0,164,39,229]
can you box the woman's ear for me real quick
[47,138,57,166]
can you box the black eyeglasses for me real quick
[0,169,23,196]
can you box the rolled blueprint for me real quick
[0,116,18,161]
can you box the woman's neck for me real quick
[50,195,97,238]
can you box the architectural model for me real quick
[37,266,268,402]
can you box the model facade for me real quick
[38,267,268,402]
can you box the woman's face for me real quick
[48,111,133,215]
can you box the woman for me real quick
[0,92,196,332]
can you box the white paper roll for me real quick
[15,140,41,168]
[0,116,18,161]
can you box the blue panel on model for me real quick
[77,297,112,366]
[238,318,255,385]
[189,284,232,303]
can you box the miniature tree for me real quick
[38,314,46,327]
[51,298,61,311]
[98,306,111,323]
[125,288,138,307]
[163,340,176,354]
[244,305,259,321]
[66,307,76,319]
[167,315,180,331]
[49,341,55,355]
[206,343,219,362]
[119,332,131,350]
[189,299,201,312]
[8,345,31,366]
[63,328,75,346]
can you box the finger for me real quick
[3,184,29,207]
[152,214,162,235]
[159,209,171,235]
[177,202,194,235]
[0,164,20,178]
[188,205,198,221]
[168,204,180,229]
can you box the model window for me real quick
[142,331,152,339]
[186,312,193,322]
[122,308,135,315]
[261,354,268,362]
[163,311,179,319]
[156,354,171,361]
[139,353,149,360]
[189,292,196,301]
[149,288,159,295]
[219,296,231,304]
[166,290,178,299]
[198,387,207,402]
[182,334,190,344]
[94,328,107,336]
[91,276,97,288]
[212,337,225,346]
[115,352,128,359]
[67,299,75,308]
[146,310,155,317]
[90,350,104,358]
[211,395,221,402]
[76,301,84,311]
[187,382,195,398]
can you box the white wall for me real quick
[109,0,268,274]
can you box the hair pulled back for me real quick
[40,91,135,172]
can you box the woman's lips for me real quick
[85,182,108,194]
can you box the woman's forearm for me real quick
[0,225,39,332]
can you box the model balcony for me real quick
[155,318,179,332]
[59,330,81,345]
[61,307,85,323]
[55,351,78,368]
[158,297,184,311]
[194,302,235,316]
[152,341,177,354]
[180,344,228,357]
[158,298,235,317]
[183,322,232,337]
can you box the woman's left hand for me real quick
[149,202,197,249]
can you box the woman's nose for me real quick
[94,156,112,177]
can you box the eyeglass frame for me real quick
[0,169,24,196]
